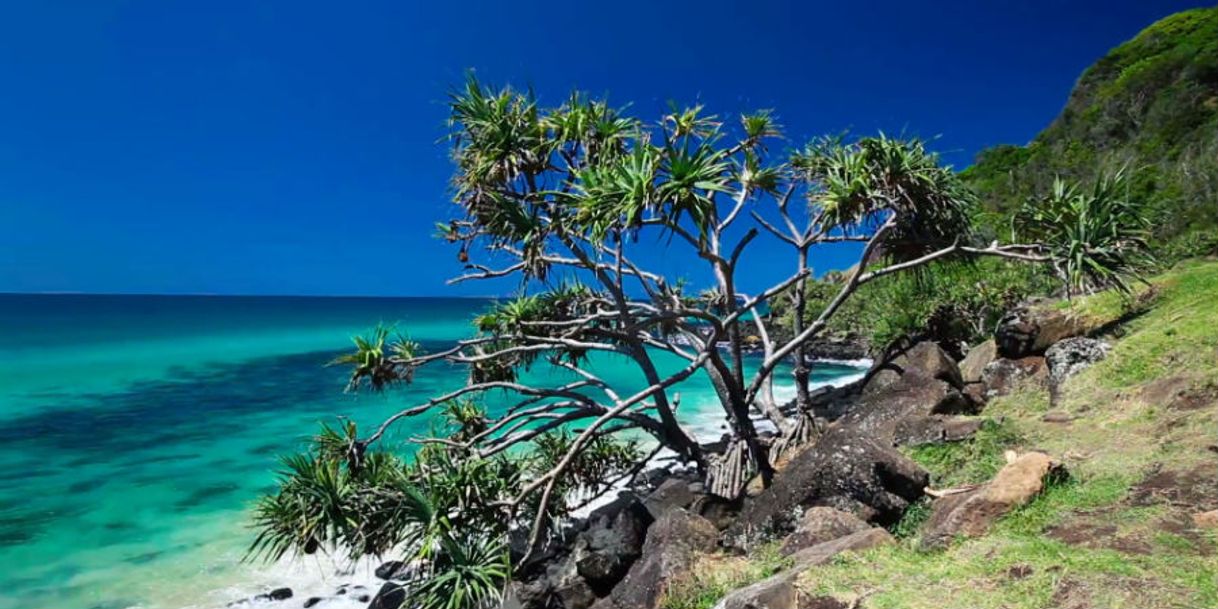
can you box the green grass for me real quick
[905,419,1025,488]
[660,542,792,609]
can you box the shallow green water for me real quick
[0,294,865,609]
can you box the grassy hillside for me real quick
[667,259,1218,609]
[964,7,1218,259]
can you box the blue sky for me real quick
[0,0,1205,296]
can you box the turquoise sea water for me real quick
[0,294,866,609]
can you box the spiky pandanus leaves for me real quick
[330,326,419,392]
[796,135,974,263]
[1015,168,1153,296]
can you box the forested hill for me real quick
[964,6,1218,257]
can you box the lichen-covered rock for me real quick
[727,429,928,549]
[713,528,893,609]
[590,509,718,609]
[777,507,871,555]
[921,452,1065,549]
[1046,337,1110,388]
[982,356,1048,398]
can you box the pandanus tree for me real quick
[253,77,1151,608]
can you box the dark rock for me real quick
[642,477,697,520]
[1045,337,1110,398]
[959,339,997,385]
[727,429,928,549]
[573,493,653,593]
[302,598,322,609]
[355,594,370,603]
[838,374,976,443]
[375,560,408,581]
[590,509,718,609]
[995,302,1090,359]
[367,582,404,609]
[865,341,964,395]
[982,356,1048,398]
[715,528,893,609]
[515,554,597,609]
[777,507,871,555]
[892,415,986,446]
[253,588,292,602]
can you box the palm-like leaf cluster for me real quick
[251,414,640,609]
[330,325,419,392]
[1015,168,1153,295]
[795,134,974,262]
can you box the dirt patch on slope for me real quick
[1140,375,1218,411]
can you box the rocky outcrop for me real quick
[981,356,1048,398]
[921,452,1065,549]
[995,302,1091,359]
[777,507,871,556]
[727,429,928,548]
[590,509,718,609]
[713,528,894,609]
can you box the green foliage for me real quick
[330,325,419,392]
[795,134,974,262]
[964,7,1218,255]
[773,259,1055,351]
[1014,168,1154,296]
[251,417,640,609]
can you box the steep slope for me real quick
[964,7,1218,255]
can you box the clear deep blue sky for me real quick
[0,1,1205,296]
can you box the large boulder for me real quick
[1046,337,1110,390]
[514,555,598,609]
[713,528,894,609]
[864,342,964,396]
[367,582,404,609]
[891,415,986,447]
[642,477,698,520]
[573,494,653,593]
[777,507,871,556]
[921,452,1065,549]
[837,374,977,444]
[590,509,718,609]
[514,494,653,608]
[959,339,997,385]
[981,356,1048,398]
[995,303,1090,359]
[727,429,928,549]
